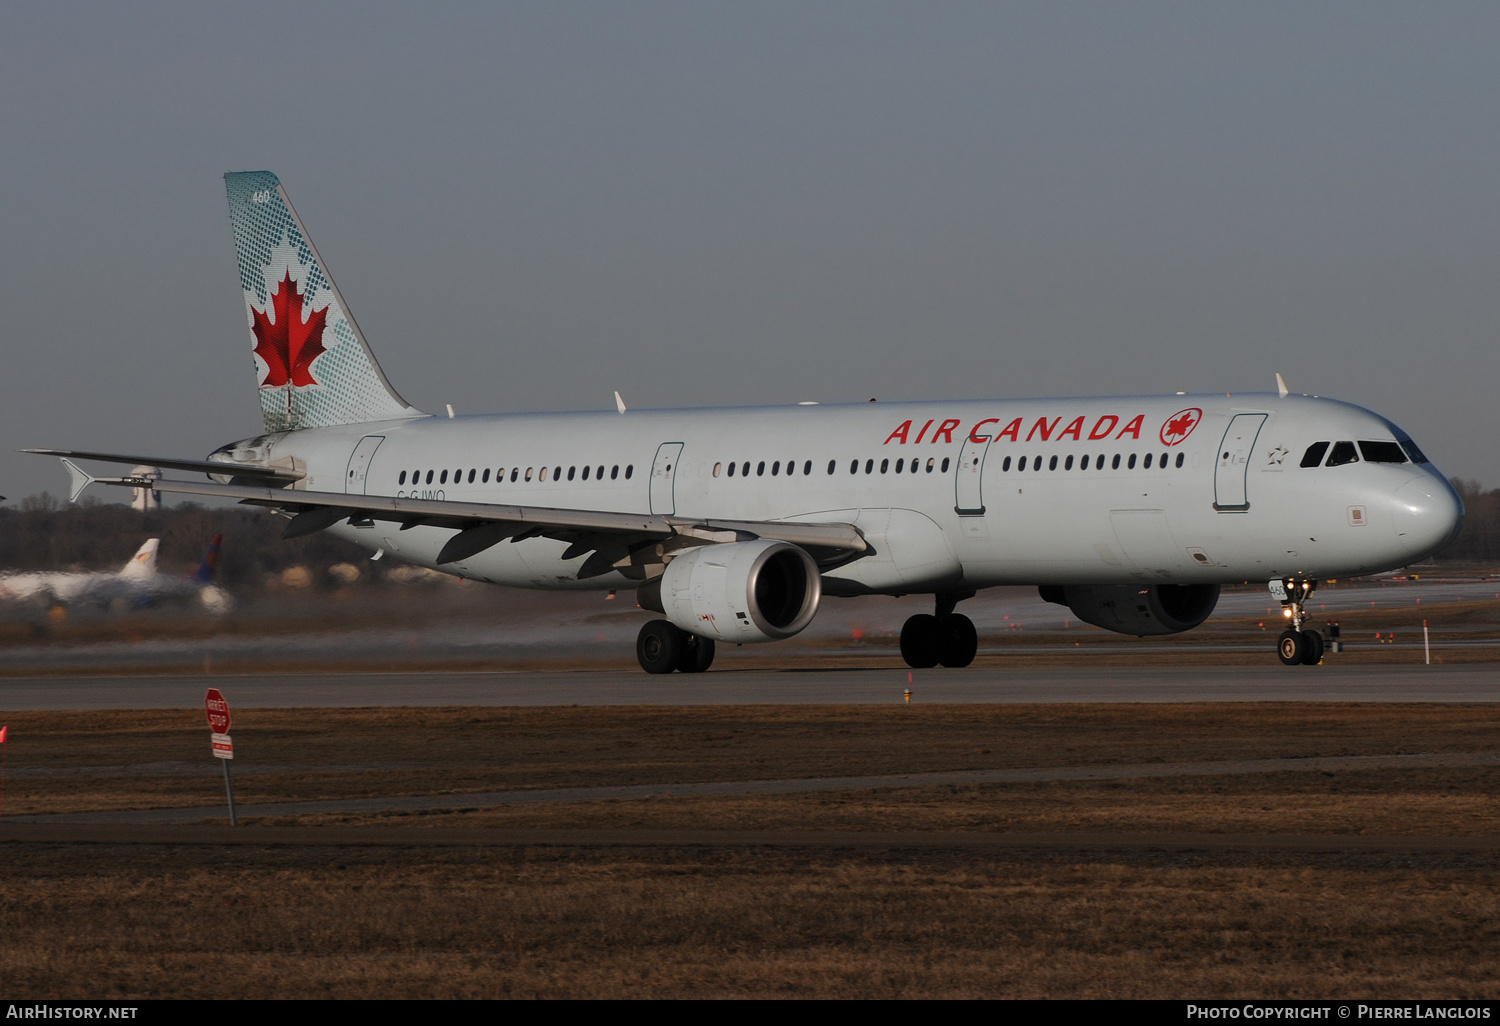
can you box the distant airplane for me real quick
[30,171,1462,670]
[0,535,232,613]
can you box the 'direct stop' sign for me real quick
[205,688,232,735]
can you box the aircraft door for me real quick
[346,435,385,495]
[954,429,990,516]
[1213,414,1267,512]
[650,442,685,515]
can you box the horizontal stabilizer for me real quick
[24,449,302,483]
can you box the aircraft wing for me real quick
[49,467,867,578]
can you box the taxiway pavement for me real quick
[1,663,1497,709]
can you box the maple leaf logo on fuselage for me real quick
[1159,408,1203,446]
[251,272,329,389]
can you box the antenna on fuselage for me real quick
[614,391,627,415]
[1275,373,1289,399]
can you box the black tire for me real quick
[1300,629,1324,665]
[676,633,716,673]
[937,613,978,668]
[900,614,940,669]
[1277,629,1307,666]
[637,620,683,674]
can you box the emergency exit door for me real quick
[650,442,685,515]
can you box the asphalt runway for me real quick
[2,663,1498,709]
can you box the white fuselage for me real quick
[225,391,1462,599]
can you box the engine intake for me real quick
[640,539,821,643]
[1039,583,1220,636]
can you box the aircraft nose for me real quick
[1391,476,1464,559]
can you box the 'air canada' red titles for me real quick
[883,414,1148,447]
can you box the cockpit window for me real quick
[1359,441,1408,464]
[1300,442,1330,468]
[1326,441,1359,467]
[1397,436,1429,464]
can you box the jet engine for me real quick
[1038,583,1220,636]
[641,539,821,643]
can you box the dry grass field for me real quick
[3,702,1500,997]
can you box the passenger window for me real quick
[539,467,548,482]
[926,458,935,473]
[423,470,432,484]
[510,468,518,482]
[624,465,633,479]
[1326,441,1359,467]
[1359,441,1408,464]
[554,466,562,480]
[880,459,889,474]
[1144,453,1153,469]
[941,458,950,473]
[1049,455,1058,471]
[850,460,858,474]
[827,460,836,475]
[1002,456,1012,472]
[713,462,722,478]
[910,459,919,474]
[771,461,780,476]
[440,470,449,484]
[805,461,813,475]
[757,461,766,476]
[468,469,476,483]
[597,466,604,479]
[483,469,490,483]
[1161,452,1168,467]
[785,460,794,476]
[399,471,407,485]
[1128,454,1137,469]
[865,459,874,474]
[1016,456,1026,472]
[582,466,590,480]
[895,458,904,473]
[1112,454,1121,470]
[566,467,575,480]
[1065,455,1073,470]
[1175,452,1185,468]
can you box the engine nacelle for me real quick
[1039,583,1220,636]
[645,539,821,643]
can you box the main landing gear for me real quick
[637,620,716,674]
[900,591,978,669]
[1272,577,1324,666]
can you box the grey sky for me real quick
[3,2,1498,502]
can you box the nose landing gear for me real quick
[1271,577,1324,666]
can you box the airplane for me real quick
[0,535,232,613]
[28,171,1462,671]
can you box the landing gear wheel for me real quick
[1277,629,1307,666]
[937,613,978,668]
[676,633,716,673]
[1300,629,1324,665]
[900,614,940,669]
[637,620,683,674]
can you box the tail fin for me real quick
[225,171,425,433]
[119,539,159,579]
[193,534,223,584]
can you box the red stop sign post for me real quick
[204,688,237,826]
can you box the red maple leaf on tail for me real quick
[251,272,328,388]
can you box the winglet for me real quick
[60,459,95,504]
[1276,372,1289,399]
[614,391,627,415]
